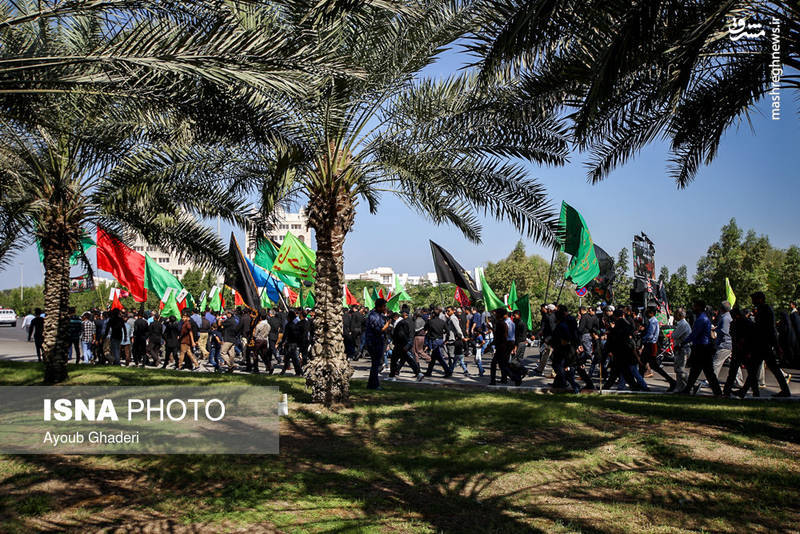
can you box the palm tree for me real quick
[0,2,344,383]
[471,0,800,186]
[197,1,570,404]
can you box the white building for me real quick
[345,267,437,286]
[245,208,312,257]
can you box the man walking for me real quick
[751,292,791,397]
[388,307,424,381]
[671,308,691,392]
[79,312,95,364]
[220,310,239,373]
[178,310,199,371]
[424,307,451,378]
[641,307,676,391]
[133,311,149,366]
[365,299,392,389]
[490,308,517,386]
[30,309,45,362]
[681,300,722,396]
[710,301,743,390]
[146,313,163,367]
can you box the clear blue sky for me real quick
[3,45,798,290]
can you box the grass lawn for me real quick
[0,360,798,533]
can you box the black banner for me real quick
[632,233,655,281]
[225,233,261,311]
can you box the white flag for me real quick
[161,287,174,303]
[108,287,119,301]
[176,288,189,304]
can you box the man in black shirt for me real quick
[133,312,149,367]
[267,308,283,367]
[751,292,791,397]
[220,310,239,373]
[161,316,180,368]
[30,308,45,362]
[424,308,451,377]
[67,307,82,364]
[388,308,423,381]
[106,309,126,365]
[146,314,163,367]
[602,309,642,391]
[280,311,304,375]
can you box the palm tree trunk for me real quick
[305,191,355,405]
[41,237,72,384]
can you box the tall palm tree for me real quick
[185,1,570,404]
[471,0,800,186]
[0,2,345,383]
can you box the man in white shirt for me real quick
[671,308,692,392]
[21,311,35,341]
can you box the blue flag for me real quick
[246,257,271,288]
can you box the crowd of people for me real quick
[351,292,794,397]
[18,290,795,398]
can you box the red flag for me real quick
[287,287,298,306]
[455,286,471,307]
[221,293,226,309]
[234,290,244,306]
[344,284,359,306]
[378,287,385,299]
[97,227,146,302]
[111,290,124,310]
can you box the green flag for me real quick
[393,274,412,301]
[160,288,181,319]
[479,268,505,311]
[253,238,302,288]
[725,277,736,307]
[508,281,518,311]
[517,294,533,331]
[271,232,316,281]
[209,288,223,312]
[144,254,184,301]
[386,292,402,313]
[303,290,315,308]
[37,233,95,265]
[363,287,375,310]
[260,289,273,309]
[559,201,600,287]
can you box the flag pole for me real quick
[555,275,566,305]
[544,247,557,303]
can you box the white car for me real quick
[0,308,17,327]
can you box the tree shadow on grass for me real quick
[2,382,798,532]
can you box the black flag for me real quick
[429,241,478,299]
[586,244,615,301]
[225,232,261,311]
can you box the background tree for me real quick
[208,1,569,405]
[181,268,206,302]
[694,219,773,306]
[667,265,691,311]
[612,248,632,307]
[775,246,800,309]
[484,243,581,309]
[0,1,346,383]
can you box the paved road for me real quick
[1,319,797,397]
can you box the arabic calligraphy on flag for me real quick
[271,232,316,282]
